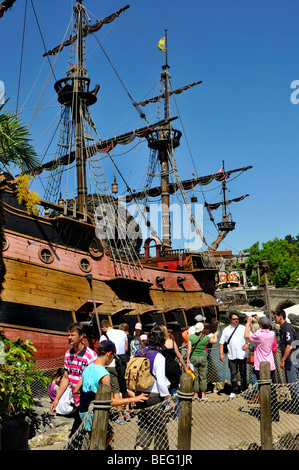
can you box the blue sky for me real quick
[0,0,298,255]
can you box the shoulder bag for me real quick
[190,333,205,356]
[223,324,239,354]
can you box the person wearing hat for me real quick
[186,322,219,399]
[74,340,148,433]
[245,315,279,421]
[182,314,206,342]
[130,323,143,357]
[99,319,129,423]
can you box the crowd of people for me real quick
[48,308,299,448]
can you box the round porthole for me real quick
[3,237,9,251]
[79,257,92,273]
[88,237,103,259]
[39,248,54,264]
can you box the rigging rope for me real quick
[16,0,27,114]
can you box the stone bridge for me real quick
[216,287,299,312]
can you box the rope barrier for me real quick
[257,379,272,386]
[91,399,112,411]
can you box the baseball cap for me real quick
[140,334,147,341]
[258,316,271,328]
[97,340,116,354]
[135,323,142,330]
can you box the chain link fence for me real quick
[30,344,299,450]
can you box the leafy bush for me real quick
[0,330,49,423]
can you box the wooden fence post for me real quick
[177,373,193,450]
[259,361,273,450]
[89,383,112,450]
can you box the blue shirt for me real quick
[79,363,110,431]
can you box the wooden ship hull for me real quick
[0,187,223,360]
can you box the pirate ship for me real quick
[0,1,252,360]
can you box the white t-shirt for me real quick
[100,328,127,367]
[220,324,247,360]
[143,352,169,397]
[188,326,196,336]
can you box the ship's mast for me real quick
[148,30,181,250]
[53,0,99,220]
[74,0,87,218]
[160,31,171,249]
[217,160,236,233]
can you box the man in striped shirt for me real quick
[50,323,97,434]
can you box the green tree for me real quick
[0,102,39,172]
[244,235,299,288]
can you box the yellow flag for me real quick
[158,36,166,52]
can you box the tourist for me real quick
[159,325,186,418]
[74,339,148,446]
[182,314,206,341]
[134,326,175,450]
[134,322,143,336]
[48,368,63,401]
[130,326,143,357]
[119,322,134,356]
[219,312,249,397]
[274,309,299,400]
[244,315,276,381]
[159,325,186,386]
[48,368,75,415]
[244,314,280,421]
[140,334,149,348]
[100,319,129,423]
[186,322,219,399]
[50,322,97,434]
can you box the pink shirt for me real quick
[249,329,276,371]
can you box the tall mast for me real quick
[74,0,87,218]
[218,160,235,230]
[160,30,171,249]
[53,0,99,220]
[148,30,181,250]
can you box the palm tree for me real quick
[0,102,39,173]
[0,101,39,292]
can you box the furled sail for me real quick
[205,194,249,211]
[31,117,178,175]
[0,0,16,18]
[134,81,203,107]
[119,166,252,203]
[43,5,130,57]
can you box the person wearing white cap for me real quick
[185,314,206,338]
[130,323,143,357]
[186,322,219,399]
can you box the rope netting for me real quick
[59,384,299,451]
[30,346,299,451]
